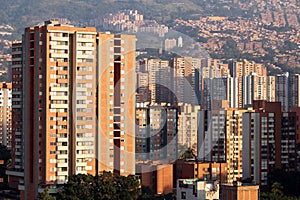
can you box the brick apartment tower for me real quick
[243,100,298,186]
[8,21,97,199]
[0,82,12,149]
[96,33,136,175]
[8,43,23,193]
[7,21,136,199]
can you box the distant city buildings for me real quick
[165,38,177,51]
[103,10,168,37]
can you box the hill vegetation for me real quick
[0,0,202,38]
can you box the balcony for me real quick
[57,137,68,143]
[57,146,68,151]
[51,53,69,58]
[12,57,22,62]
[6,170,24,177]
[57,154,68,159]
[77,45,94,51]
[57,162,68,168]
[77,37,94,42]
[57,171,68,176]
[50,45,68,50]
[50,96,68,100]
[50,36,69,41]
[51,87,68,92]
[50,104,68,109]
[76,54,93,59]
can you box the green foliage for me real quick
[260,182,300,200]
[137,186,155,200]
[269,169,300,196]
[271,182,284,196]
[179,147,196,159]
[0,73,9,82]
[57,171,141,200]
[211,37,242,59]
[37,188,56,200]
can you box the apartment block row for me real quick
[137,57,300,111]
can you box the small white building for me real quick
[176,178,219,200]
[178,36,183,47]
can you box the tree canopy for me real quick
[53,172,141,200]
[179,147,197,159]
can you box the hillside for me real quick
[0,0,205,38]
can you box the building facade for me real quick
[97,32,136,175]
[177,104,200,154]
[136,103,178,162]
[242,100,298,186]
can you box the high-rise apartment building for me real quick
[202,76,239,110]
[8,43,24,193]
[8,21,97,199]
[203,77,228,110]
[202,58,229,80]
[242,73,267,108]
[97,32,136,175]
[227,77,239,108]
[165,38,177,51]
[198,100,246,183]
[7,21,136,199]
[266,76,276,102]
[136,72,151,103]
[177,104,200,154]
[276,72,290,111]
[198,101,228,162]
[147,59,175,104]
[229,59,267,108]
[242,101,298,186]
[275,73,300,111]
[0,82,12,148]
[288,74,300,109]
[225,108,247,184]
[172,57,201,105]
[136,103,178,162]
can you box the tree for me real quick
[261,181,300,200]
[37,188,56,200]
[137,186,155,200]
[0,73,8,82]
[57,172,141,200]
[271,182,283,196]
[57,174,96,200]
[179,147,196,159]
